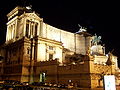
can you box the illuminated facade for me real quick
[0,6,120,89]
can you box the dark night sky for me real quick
[0,0,120,64]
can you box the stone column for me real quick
[15,19,19,39]
[28,22,31,37]
[6,26,9,41]
[13,24,15,40]
[9,26,12,40]
[23,18,26,37]
[12,25,15,39]
[40,21,43,36]
[8,27,10,41]
[37,22,40,36]
[15,20,17,39]
[74,33,77,53]
[13,24,16,40]
[30,22,34,38]
[33,23,36,37]
[29,39,35,84]
[11,25,13,39]
[32,40,35,60]
[14,20,18,40]
[30,22,32,38]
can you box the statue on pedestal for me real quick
[92,34,101,45]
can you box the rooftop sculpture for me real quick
[92,34,101,45]
[76,24,87,33]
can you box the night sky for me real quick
[0,0,120,65]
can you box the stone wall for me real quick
[57,64,91,87]
[36,37,63,63]
[35,56,93,88]
[34,60,58,83]
[94,55,108,65]
[42,23,89,55]
[91,64,112,87]
[34,55,117,88]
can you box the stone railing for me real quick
[35,59,59,66]
[94,64,111,74]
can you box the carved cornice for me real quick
[37,36,63,46]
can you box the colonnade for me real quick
[6,24,16,41]
[26,20,38,38]
[6,20,39,42]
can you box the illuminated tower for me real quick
[3,6,63,83]
[6,6,42,43]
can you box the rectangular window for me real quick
[49,54,53,60]
[49,46,53,50]
[27,47,30,54]
[31,24,34,36]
